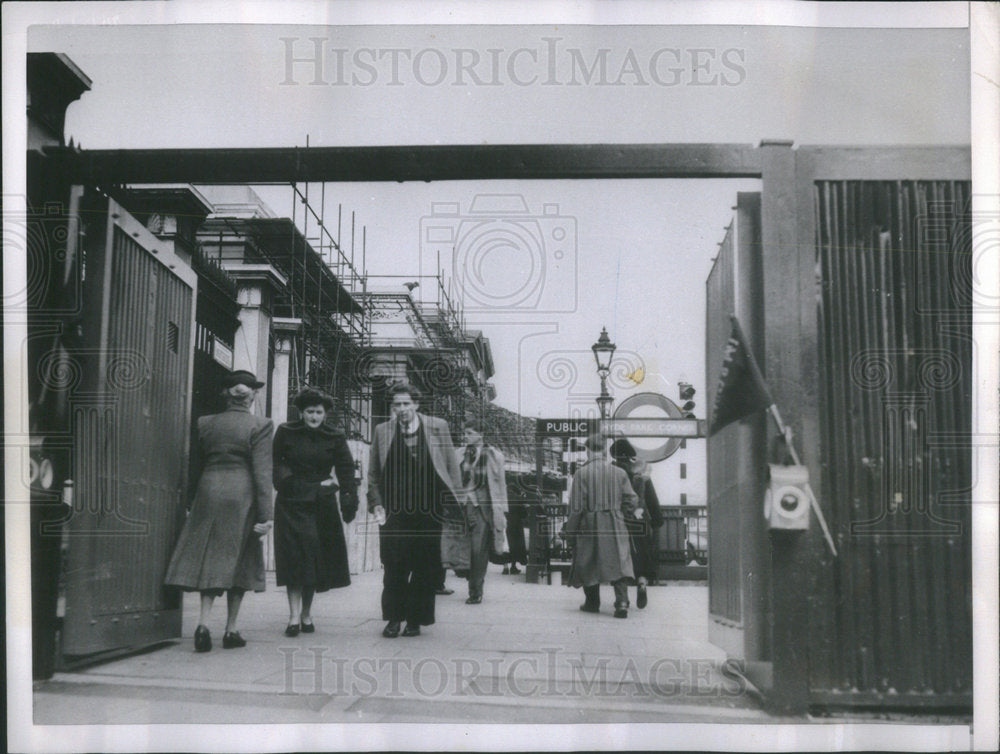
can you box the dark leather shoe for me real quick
[284,623,301,637]
[580,603,600,614]
[382,621,401,638]
[402,623,421,637]
[465,595,482,604]
[300,621,315,633]
[614,604,628,619]
[636,585,648,609]
[194,625,212,653]
[509,565,522,575]
[222,631,246,649]
[502,566,509,575]
[435,588,454,595]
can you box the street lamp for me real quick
[591,326,617,420]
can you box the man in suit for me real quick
[563,432,640,619]
[369,383,463,637]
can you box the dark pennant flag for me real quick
[709,316,773,435]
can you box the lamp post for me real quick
[591,327,617,421]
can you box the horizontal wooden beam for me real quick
[37,143,763,184]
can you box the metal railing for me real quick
[529,502,709,583]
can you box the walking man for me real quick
[456,417,508,604]
[369,383,463,637]
[563,432,640,618]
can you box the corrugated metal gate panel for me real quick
[706,193,768,663]
[62,197,194,656]
[812,180,972,705]
[706,220,741,624]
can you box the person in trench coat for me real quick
[164,370,274,652]
[563,432,640,618]
[368,382,463,637]
[272,387,358,636]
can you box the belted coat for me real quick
[564,457,638,587]
[165,405,273,593]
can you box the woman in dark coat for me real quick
[165,370,274,653]
[272,387,358,636]
[610,438,664,610]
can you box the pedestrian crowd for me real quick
[165,372,662,652]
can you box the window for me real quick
[680,463,687,479]
[680,492,688,506]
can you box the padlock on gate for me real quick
[764,464,810,530]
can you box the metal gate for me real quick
[809,179,972,706]
[705,192,769,663]
[60,195,196,659]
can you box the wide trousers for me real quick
[467,504,491,599]
[583,579,630,608]
[381,532,440,626]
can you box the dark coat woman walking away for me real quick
[610,438,664,609]
[165,370,274,652]
[272,387,358,636]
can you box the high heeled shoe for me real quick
[636,585,648,609]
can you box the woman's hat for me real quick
[609,437,637,460]
[222,370,265,389]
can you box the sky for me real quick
[26,15,970,505]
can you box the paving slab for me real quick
[34,569,772,725]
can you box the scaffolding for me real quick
[197,183,372,440]
[287,181,372,440]
[365,269,490,431]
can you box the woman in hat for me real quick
[272,387,358,636]
[165,370,274,652]
[609,438,664,609]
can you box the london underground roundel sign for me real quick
[612,391,683,463]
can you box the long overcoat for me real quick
[441,445,509,570]
[564,457,638,587]
[165,406,273,593]
[272,421,358,591]
[616,458,664,580]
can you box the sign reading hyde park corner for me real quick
[603,418,705,438]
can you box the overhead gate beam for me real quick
[37,143,764,184]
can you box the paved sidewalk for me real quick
[34,570,774,725]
